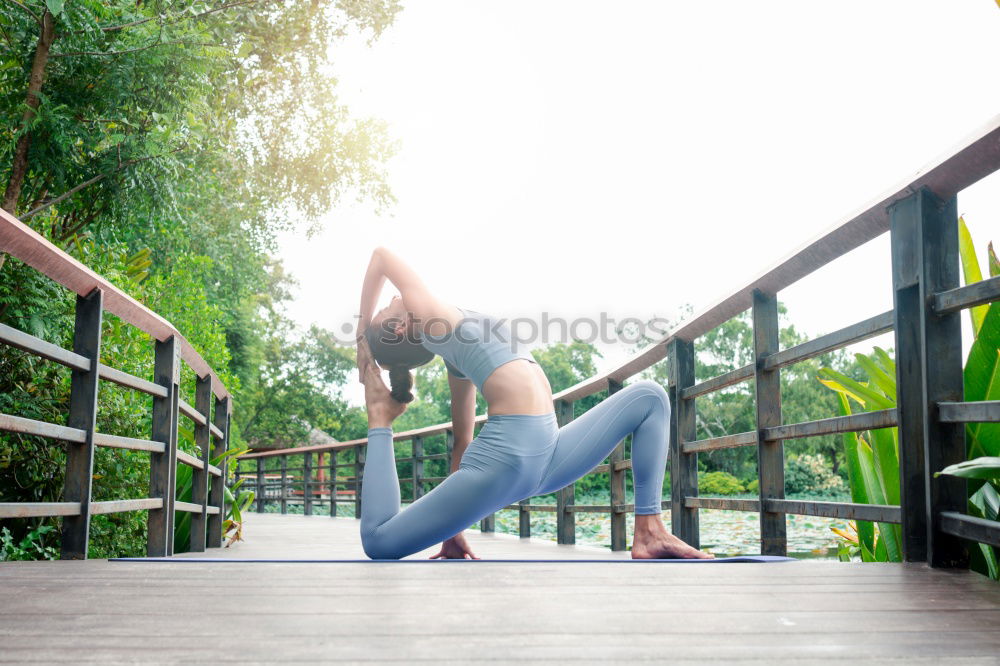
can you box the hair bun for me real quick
[387,365,415,403]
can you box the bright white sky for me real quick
[277,1,1000,407]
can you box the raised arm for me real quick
[357,246,456,339]
[447,371,477,474]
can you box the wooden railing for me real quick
[238,114,1000,565]
[0,211,233,558]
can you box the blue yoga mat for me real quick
[111,555,795,563]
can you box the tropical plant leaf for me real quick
[818,377,866,406]
[856,353,896,402]
[819,367,894,411]
[964,306,1000,458]
[989,242,999,278]
[937,456,1000,480]
[958,216,987,336]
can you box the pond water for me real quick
[273,494,851,560]
[491,497,850,560]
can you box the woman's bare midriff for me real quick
[482,359,555,416]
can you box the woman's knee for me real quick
[628,379,671,415]
[361,529,403,560]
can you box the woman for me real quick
[355,246,713,560]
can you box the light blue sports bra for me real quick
[419,306,537,392]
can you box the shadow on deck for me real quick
[2,514,1000,663]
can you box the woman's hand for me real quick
[359,338,407,427]
[429,531,480,560]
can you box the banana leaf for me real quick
[829,388,876,557]
[958,216,986,337]
[937,456,1000,480]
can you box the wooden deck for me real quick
[2,514,1000,664]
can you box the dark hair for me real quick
[364,319,433,404]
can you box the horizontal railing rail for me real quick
[0,210,233,558]
[237,115,1000,565]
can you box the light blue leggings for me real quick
[360,379,671,560]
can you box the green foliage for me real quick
[938,457,1000,480]
[634,304,855,483]
[698,471,745,496]
[0,0,402,557]
[0,524,58,561]
[818,350,903,563]
[819,221,1000,576]
[784,454,847,496]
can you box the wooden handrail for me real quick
[0,209,229,399]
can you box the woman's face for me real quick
[370,295,410,335]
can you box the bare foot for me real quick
[631,514,714,560]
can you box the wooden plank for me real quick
[256,458,266,513]
[208,422,224,441]
[303,452,313,516]
[412,436,424,501]
[682,431,756,454]
[940,511,1000,548]
[555,399,575,545]
[680,364,754,400]
[753,289,786,556]
[93,432,166,453]
[0,412,86,443]
[763,310,894,371]
[147,336,180,557]
[763,409,897,441]
[174,501,203,513]
[0,321,89,370]
[89,499,163,515]
[189,373,212,552]
[176,450,204,470]
[178,398,207,426]
[938,401,1000,423]
[60,288,102,560]
[206,464,221,477]
[207,395,230,548]
[933,275,1000,314]
[901,189,967,568]
[97,363,167,398]
[0,209,231,399]
[668,339,699,548]
[280,456,288,514]
[0,502,81,518]
[765,499,901,523]
[891,196,928,563]
[607,379,627,551]
[685,497,761,512]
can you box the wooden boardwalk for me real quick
[1,514,999,664]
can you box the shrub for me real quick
[698,471,745,495]
[784,454,846,496]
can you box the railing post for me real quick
[608,379,627,551]
[304,452,313,516]
[280,456,288,514]
[147,335,180,557]
[60,288,103,559]
[329,451,337,517]
[667,338,699,549]
[354,444,364,519]
[753,289,786,556]
[480,512,495,533]
[255,458,265,513]
[412,436,424,500]
[189,373,212,552]
[556,399,575,544]
[208,394,230,548]
[889,187,967,568]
